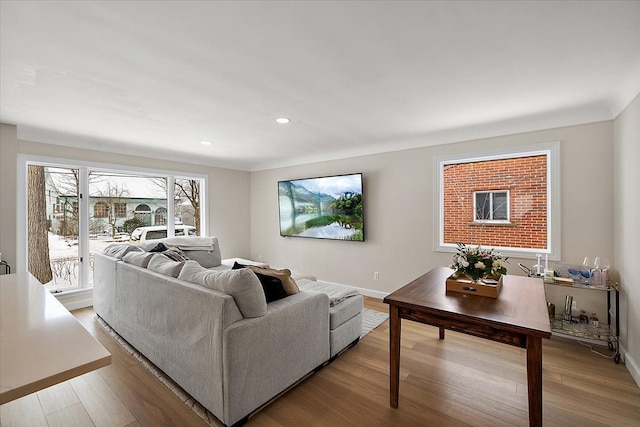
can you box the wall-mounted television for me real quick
[278,173,364,242]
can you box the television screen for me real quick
[278,173,364,241]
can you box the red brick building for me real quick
[443,154,547,249]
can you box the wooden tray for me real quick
[446,275,503,298]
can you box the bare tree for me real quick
[150,177,201,234]
[28,165,53,284]
[176,179,201,233]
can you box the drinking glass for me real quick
[581,257,593,284]
[592,257,603,286]
[599,257,611,287]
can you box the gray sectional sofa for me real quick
[93,237,361,426]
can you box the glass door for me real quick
[28,165,81,292]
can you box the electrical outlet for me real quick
[374,272,380,280]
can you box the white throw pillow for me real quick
[178,261,266,318]
[122,251,154,268]
[147,253,185,278]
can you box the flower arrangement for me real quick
[450,243,508,282]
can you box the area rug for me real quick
[96,307,387,426]
[361,307,389,337]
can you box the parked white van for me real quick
[130,225,196,242]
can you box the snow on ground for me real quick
[44,232,126,292]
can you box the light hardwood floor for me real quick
[2,297,639,426]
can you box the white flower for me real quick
[474,261,486,269]
[494,259,502,267]
[461,260,469,268]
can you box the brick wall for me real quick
[443,155,547,249]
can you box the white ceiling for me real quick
[1,1,639,171]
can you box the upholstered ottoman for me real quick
[328,292,363,358]
[295,278,363,358]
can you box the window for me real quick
[114,203,126,218]
[155,207,167,225]
[94,202,109,218]
[474,190,509,222]
[19,156,207,293]
[434,142,560,259]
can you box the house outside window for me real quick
[435,142,560,259]
[474,190,509,222]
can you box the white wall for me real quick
[613,93,640,383]
[0,124,252,272]
[0,123,18,270]
[251,121,614,315]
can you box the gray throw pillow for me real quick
[122,251,154,268]
[147,253,185,278]
[178,261,266,318]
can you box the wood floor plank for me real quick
[0,393,48,427]
[45,402,95,427]
[70,371,137,427]
[36,381,81,415]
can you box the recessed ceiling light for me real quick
[276,117,291,124]
[200,141,213,146]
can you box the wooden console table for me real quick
[384,267,551,427]
[0,274,111,404]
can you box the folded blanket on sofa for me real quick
[296,279,360,307]
[163,236,216,251]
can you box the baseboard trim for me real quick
[313,279,389,300]
[621,345,640,387]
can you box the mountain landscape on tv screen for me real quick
[278,174,363,241]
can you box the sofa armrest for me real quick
[93,252,119,325]
[222,291,330,426]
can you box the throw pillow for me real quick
[103,243,143,259]
[147,253,185,278]
[149,242,168,252]
[242,265,300,295]
[178,261,267,318]
[162,247,189,262]
[232,262,287,303]
[122,251,154,268]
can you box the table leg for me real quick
[439,327,445,339]
[526,336,543,427]
[389,305,400,408]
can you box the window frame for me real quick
[433,141,560,260]
[16,154,208,283]
[473,190,510,223]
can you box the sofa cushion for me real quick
[103,243,143,259]
[232,262,287,303]
[162,247,189,262]
[242,265,300,296]
[148,253,186,278]
[179,261,267,318]
[122,251,154,268]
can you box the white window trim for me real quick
[473,190,510,223]
[433,141,561,260]
[16,154,208,276]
